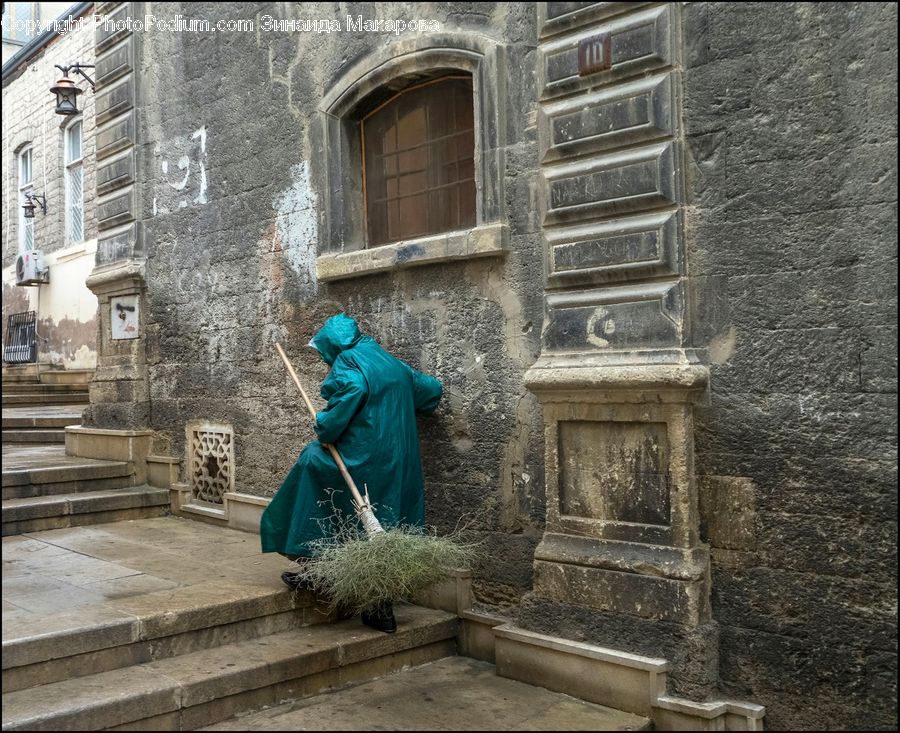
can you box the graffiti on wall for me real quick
[152,126,208,215]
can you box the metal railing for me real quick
[3,311,38,364]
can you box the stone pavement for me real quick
[202,656,650,731]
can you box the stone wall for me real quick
[136,1,545,609]
[683,3,897,729]
[1,4,98,368]
[122,2,896,729]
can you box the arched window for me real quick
[17,145,34,252]
[64,118,84,244]
[317,36,508,280]
[362,76,475,246]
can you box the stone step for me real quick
[2,519,338,692]
[0,369,41,383]
[38,370,94,385]
[3,393,90,406]
[2,446,134,501]
[1,429,67,444]
[2,486,167,535]
[1,604,458,731]
[2,383,91,394]
[2,407,86,429]
[202,655,653,732]
[2,576,336,694]
[2,473,135,500]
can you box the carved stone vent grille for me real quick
[188,424,234,506]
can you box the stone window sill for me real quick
[316,223,508,282]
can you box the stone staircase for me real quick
[1,519,462,731]
[1,370,169,536]
[2,389,87,444]
[1,367,90,442]
[1,519,652,732]
[202,655,653,731]
[1,442,169,536]
[2,372,475,731]
[1,368,91,408]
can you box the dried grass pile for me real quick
[293,519,478,615]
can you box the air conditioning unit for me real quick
[15,250,49,286]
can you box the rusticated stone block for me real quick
[95,79,135,126]
[95,114,135,160]
[540,4,673,99]
[541,72,673,161]
[544,142,677,224]
[547,211,680,287]
[96,190,135,230]
[95,42,134,87]
[97,152,135,196]
[543,279,684,352]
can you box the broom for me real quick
[275,342,476,614]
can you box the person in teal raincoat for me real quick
[260,314,442,631]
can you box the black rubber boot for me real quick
[361,601,397,633]
[280,555,315,592]
[280,570,314,592]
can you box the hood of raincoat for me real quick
[310,314,362,366]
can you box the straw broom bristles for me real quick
[292,516,479,614]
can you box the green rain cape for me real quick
[260,314,443,558]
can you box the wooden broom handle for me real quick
[274,342,368,512]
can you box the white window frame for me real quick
[64,118,84,244]
[17,146,34,253]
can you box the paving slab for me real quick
[201,656,651,731]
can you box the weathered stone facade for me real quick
[1,3,98,369]
[683,4,897,728]
[76,2,896,730]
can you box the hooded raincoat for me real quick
[260,314,443,558]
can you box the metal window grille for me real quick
[3,311,37,364]
[66,121,84,244]
[188,424,234,506]
[362,75,476,247]
[68,164,84,243]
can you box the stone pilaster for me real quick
[521,2,716,698]
[81,2,148,430]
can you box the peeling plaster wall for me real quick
[139,2,544,609]
[1,242,99,368]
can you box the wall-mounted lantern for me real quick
[50,64,95,115]
[22,192,47,218]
